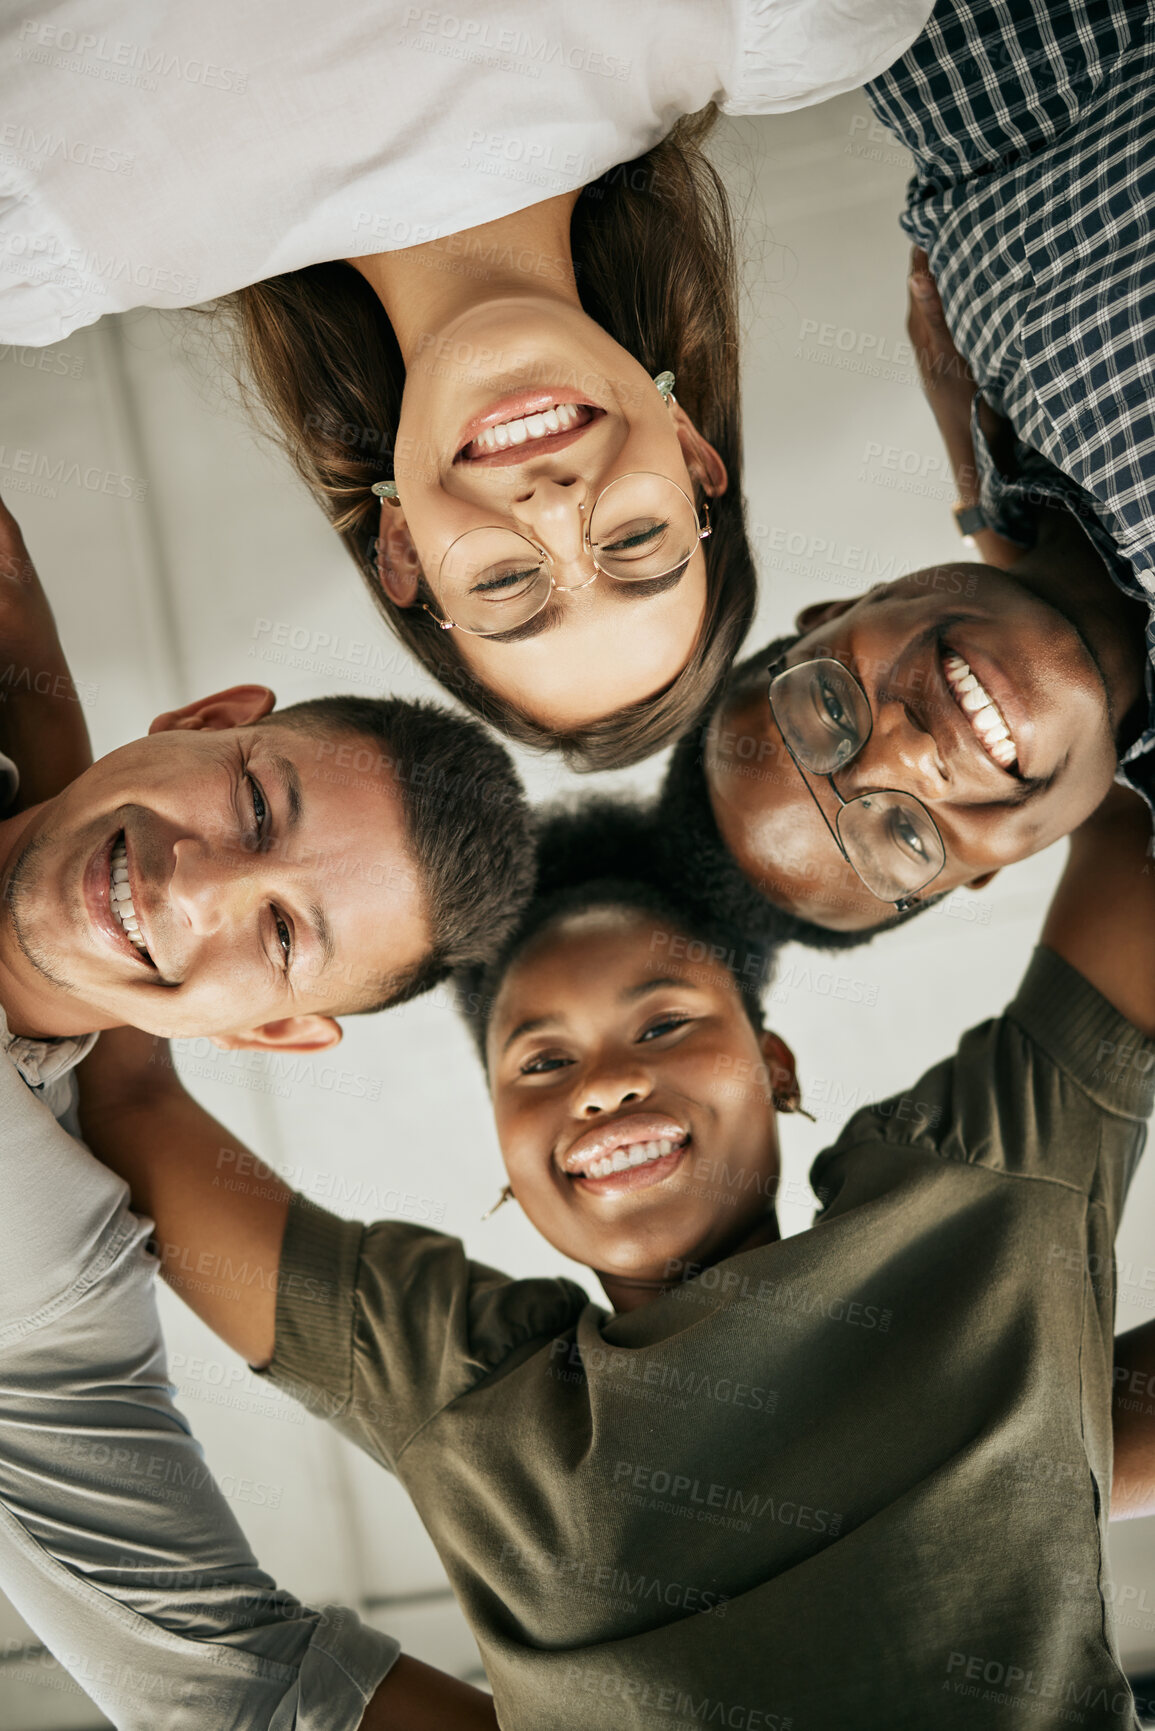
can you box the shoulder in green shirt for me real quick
[267,949,1155,1730]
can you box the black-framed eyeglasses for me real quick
[766,656,946,911]
[421,473,710,638]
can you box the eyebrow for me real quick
[307,901,336,971]
[483,601,565,645]
[265,750,303,828]
[500,974,703,1052]
[261,748,336,975]
[481,563,691,645]
[603,565,690,602]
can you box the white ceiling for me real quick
[3,95,1153,1728]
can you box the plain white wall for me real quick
[2,95,1153,1728]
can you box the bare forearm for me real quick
[907,252,1025,572]
[361,1658,499,1731]
[1113,1321,1155,1519]
[79,1036,287,1365]
[0,499,93,800]
[1040,785,1155,1039]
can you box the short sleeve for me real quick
[812,948,1155,1231]
[722,0,934,116]
[0,1061,399,1728]
[265,1197,588,1468]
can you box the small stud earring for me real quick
[653,370,676,402]
[480,1184,514,1222]
[372,479,400,503]
[772,1090,817,1123]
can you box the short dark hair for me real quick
[455,797,774,1066]
[656,691,940,953]
[267,695,534,1010]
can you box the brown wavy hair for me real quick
[220,108,755,771]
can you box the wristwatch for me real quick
[953,503,988,537]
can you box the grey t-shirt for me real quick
[268,948,1154,1730]
[0,749,399,1728]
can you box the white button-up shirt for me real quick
[0,0,933,344]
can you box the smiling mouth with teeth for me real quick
[942,650,1018,771]
[462,401,592,458]
[582,1137,686,1181]
[109,836,153,962]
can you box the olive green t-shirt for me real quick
[267,949,1155,1730]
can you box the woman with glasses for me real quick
[2,0,933,768]
[78,790,1155,1727]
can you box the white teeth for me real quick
[108,840,149,954]
[577,1136,684,1180]
[472,402,584,453]
[942,651,1018,773]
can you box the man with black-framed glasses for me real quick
[767,653,947,913]
[658,497,1150,947]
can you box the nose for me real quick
[169,837,255,935]
[575,1061,654,1119]
[508,475,589,576]
[845,696,948,805]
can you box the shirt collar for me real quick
[0,1001,98,1090]
[0,751,98,1086]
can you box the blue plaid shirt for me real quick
[866,0,1155,831]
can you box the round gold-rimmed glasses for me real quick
[422,472,710,638]
[767,656,946,910]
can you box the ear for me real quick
[966,870,1001,891]
[794,597,857,637]
[669,402,728,498]
[375,500,422,608]
[759,1029,798,1105]
[209,1015,344,1054]
[149,685,276,736]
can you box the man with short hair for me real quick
[658,499,1151,946]
[0,500,520,1727]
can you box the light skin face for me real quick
[0,686,430,1045]
[707,561,1139,932]
[350,196,725,731]
[487,907,797,1313]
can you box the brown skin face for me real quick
[487,907,797,1312]
[0,687,430,1044]
[707,566,1129,931]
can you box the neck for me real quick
[0,801,106,1039]
[1013,507,1147,741]
[347,192,583,363]
[598,1211,782,1314]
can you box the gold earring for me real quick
[480,1184,514,1222]
[372,479,401,505]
